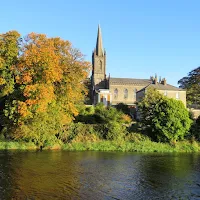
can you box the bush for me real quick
[59,123,100,143]
[126,132,150,143]
[115,103,130,115]
[190,116,200,141]
[138,88,192,143]
[74,103,132,141]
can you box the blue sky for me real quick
[1,0,200,86]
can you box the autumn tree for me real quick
[0,31,90,146]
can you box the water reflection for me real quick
[0,151,200,199]
[0,151,16,199]
[137,153,200,199]
[8,151,83,199]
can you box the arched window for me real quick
[124,89,128,99]
[133,88,137,99]
[114,88,118,99]
[100,60,102,70]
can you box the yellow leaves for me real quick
[17,34,64,84]
[65,101,79,117]
[60,112,72,125]
[25,99,37,106]
[2,31,90,127]
[37,84,55,112]
[23,85,37,97]
[22,72,32,84]
[0,57,4,69]
[38,84,55,104]
[122,114,132,124]
[18,101,30,118]
[0,77,6,85]
[23,84,55,113]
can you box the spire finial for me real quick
[96,24,104,56]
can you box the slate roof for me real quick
[109,77,151,85]
[138,83,184,92]
[109,77,184,91]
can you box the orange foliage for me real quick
[13,33,90,121]
[18,101,30,118]
[122,114,132,123]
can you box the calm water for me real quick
[0,151,200,200]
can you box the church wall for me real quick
[109,84,147,105]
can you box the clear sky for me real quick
[1,0,200,86]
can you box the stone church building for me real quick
[91,25,186,106]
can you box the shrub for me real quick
[74,104,132,141]
[190,116,200,141]
[115,103,130,115]
[59,123,100,143]
[138,88,192,142]
[126,132,150,143]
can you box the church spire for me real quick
[96,24,104,56]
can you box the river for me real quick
[0,151,200,199]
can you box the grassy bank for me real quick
[0,139,200,153]
[61,140,200,153]
[0,140,37,150]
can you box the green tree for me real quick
[190,116,200,141]
[0,31,21,131]
[178,66,200,107]
[138,88,192,142]
[0,31,20,98]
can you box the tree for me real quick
[0,31,20,98]
[137,88,192,142]
[0,31,90,146]
[0,31,21,131]
[178,66,200,107]
[190,116,200,141]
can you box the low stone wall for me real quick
[190,109,200,119]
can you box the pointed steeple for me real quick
[96,24,104,56]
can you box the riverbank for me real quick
[62,140,200,152]
[0,139,200,153]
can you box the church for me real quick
[91,25,186,106]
